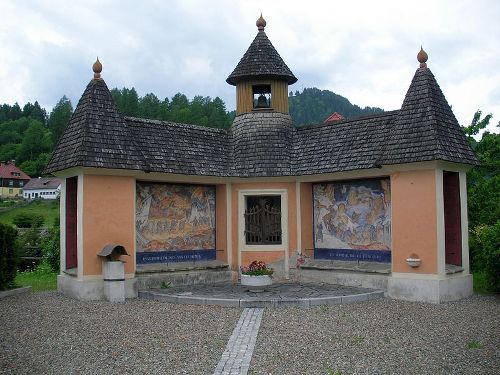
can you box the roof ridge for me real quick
[125,116,229,133]
[295,110,398,131]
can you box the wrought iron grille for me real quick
[244,197,282,245]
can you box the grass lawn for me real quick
[15,263,57,292]
[473,271,494,295]
[0,200,59,228]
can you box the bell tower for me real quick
[226,14,297,115]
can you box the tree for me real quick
[47,96,73,145]
[138,93,161,119]
[18,121,51,164]
[22,101,47,125]
[463,110,500,292]
[462,110,493,138]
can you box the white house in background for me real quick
[23,177,61,200]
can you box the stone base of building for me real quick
[387,272,473,303]
[58,274,137,301]
[135,268,232,290]
[295,268,389,291]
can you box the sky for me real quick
[1,0,499,133]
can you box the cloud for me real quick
[0,0,498,131]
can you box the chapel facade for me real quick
[45,15,478,303]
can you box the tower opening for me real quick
[253,84,271,109]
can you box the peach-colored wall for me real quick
[241,251,284,266]
[215,185,227,263]
[231,182,297,269]
[391,170,437,274]
[300,182,314,256]
[82,175,135,276]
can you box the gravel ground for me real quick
[1,292,498,375]
[0,292,241,375]
[250,295,500,375]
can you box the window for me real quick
[244,195,282,245]
[252,84,271,109]
[8,180,13,186]
[19,181,23,187]
[9,189,13,194]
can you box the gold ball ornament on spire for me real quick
[256,13,266,31]
[417,46,428,68]
[93,57,102,79]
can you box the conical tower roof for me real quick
[226,15,297,86]
[378,49,479,166]
[45,60,148,173]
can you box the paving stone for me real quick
[213,308,264,375]
[141,281,383,308]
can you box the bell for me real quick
[256,94,268,108]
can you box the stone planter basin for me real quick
[240,274,272,290]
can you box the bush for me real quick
[470,222,500,293]
[0,223,18,290]
[13,213,44,228]
[16,228,44,257]
[41,228,60,272]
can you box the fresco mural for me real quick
[313,178,391,262]
[136,183,216,264]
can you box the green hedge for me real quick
[0,223,18,290]
[470,222,500,293]
[13,213,44,228]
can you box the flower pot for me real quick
[240,274,272,291]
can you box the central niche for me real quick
[244,195,282,245]
[135,182,216,264]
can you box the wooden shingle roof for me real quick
[226,29,297,86]
[376,66,479,166]
[45,78,149,174]
[45,58,478,177]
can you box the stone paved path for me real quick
[139,281,384,307]
[213,308,264,375]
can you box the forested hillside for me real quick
[0,98,72,177]
[110,88,231,129]
[0,86,383,177]
[289,88,384,125]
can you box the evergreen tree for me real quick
[22,101,47,125]
[47,96,73,145]
[18,120,51,164]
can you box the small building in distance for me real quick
[323,111,345,124]
[23,177,61,200]
[0,161,31,199]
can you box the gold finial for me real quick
[256,13,266,31]
[92,57,102,79]
[417,46,428,68]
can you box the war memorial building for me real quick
[45,15,478,303]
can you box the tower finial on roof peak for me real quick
[93,57,102,79]
[256,13,266,31]
[417,46,428,68]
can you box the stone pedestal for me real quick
[103,261,125,303]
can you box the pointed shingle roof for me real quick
[226,24,297,85]
[377,65,479,166]
[44,77,149,174]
